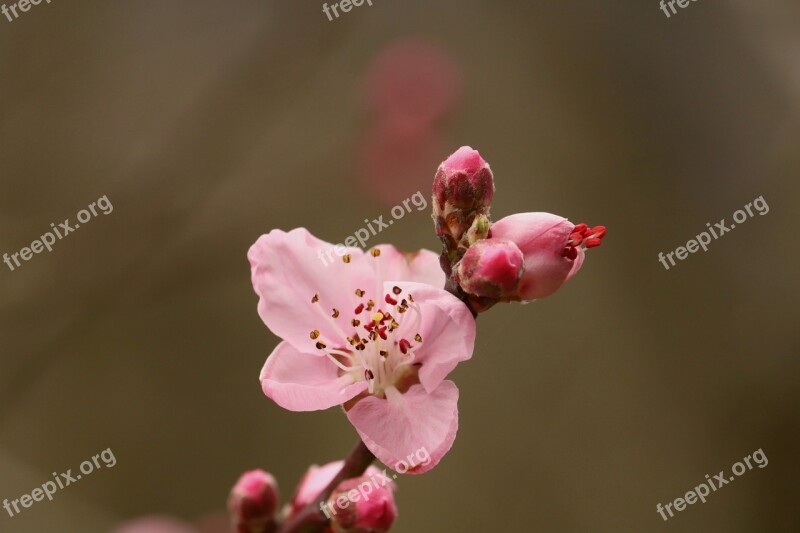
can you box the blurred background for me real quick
[1,1,799,531]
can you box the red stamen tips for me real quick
[399,339,412,354]
[378,327,387,340]
[573,223,589,235]
[354,303,364,315]
[567,247,579,259]
[585,238,602,248]
[392,286,402,295]
[365,369,374,380]
[589,225,606,238]
[385,294,398,305]
[364,320,376,330]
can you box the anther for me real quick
[355,289,365,297]
[315,341,327,350]
[385,294,398,305]
[311,293,320,303]
[354,303,364,315]
[370,248,381,257]
[331,309,340,318]
[392,286,402,295]
[414,334,423,343]
[310,330,320,340]
[351,319,361,327]
[399,339,411,354]
[342,254,351,263]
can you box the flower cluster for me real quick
[236,146,605,532]
[433,146,606,313]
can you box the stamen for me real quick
[399,339,411,354]
[311,293,319,303]
[351,319,361,327]
[331,308,340,318]
[392,286,402,295]
[310,330,320,340]
[385,294,398,305]
[316,341,327,350]
[370,248,381,257]
[355,289,365,297]
[354,303,364,315]
[414,333,423,343]
[342,254,351,263]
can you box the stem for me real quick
[277,440,376,533]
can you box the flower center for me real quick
[307,249,424,398]
[562,223,606,259]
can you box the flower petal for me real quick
[248,228,374,351]
[389,282,476,393]
[346,381,459,474]
[260,342,368,412]
[370,245,445,289]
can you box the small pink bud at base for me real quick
[327,477,397,533]
[454,238,524,300]
[228,470,279,533]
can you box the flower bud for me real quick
[228,470,279,533]
[326,477,397,533]
[454,238,524,300]
[490,212,605,300]
[432,147,495,252]
[433,146,494,212]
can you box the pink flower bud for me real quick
[325,477,397,533]
[490,213,606,300]
[433,146,494,212]
[228,470,279,533]
[454,238,524,299]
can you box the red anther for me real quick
[566,246,579,259]
[354,303,364,315]
[399,339,411,354]
[589,225,606,239]
[385,294,398,305]
[365,369,374,380]
[573,223,589,235]
[378,327,387,340]
[568,232,584,246]
[585,238,602,248]
[364,320,376,330]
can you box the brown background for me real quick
[1,1,799,532]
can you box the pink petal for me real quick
[292,461,387,511]
[371,246,445,290]
[347,381,460,474]
[260,342,368,412]
[390,282,475,393]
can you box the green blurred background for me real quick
[1,1,798,531]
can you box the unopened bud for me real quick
[228,470,279,533]
[432,147,495,251]
[454,238,524,300]
[326,477,397,533]
[490,212,605,300]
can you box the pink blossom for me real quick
[290,461,389,513]
[489,213,606,300]
[248,229,476,473]
[327,476,397,533]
